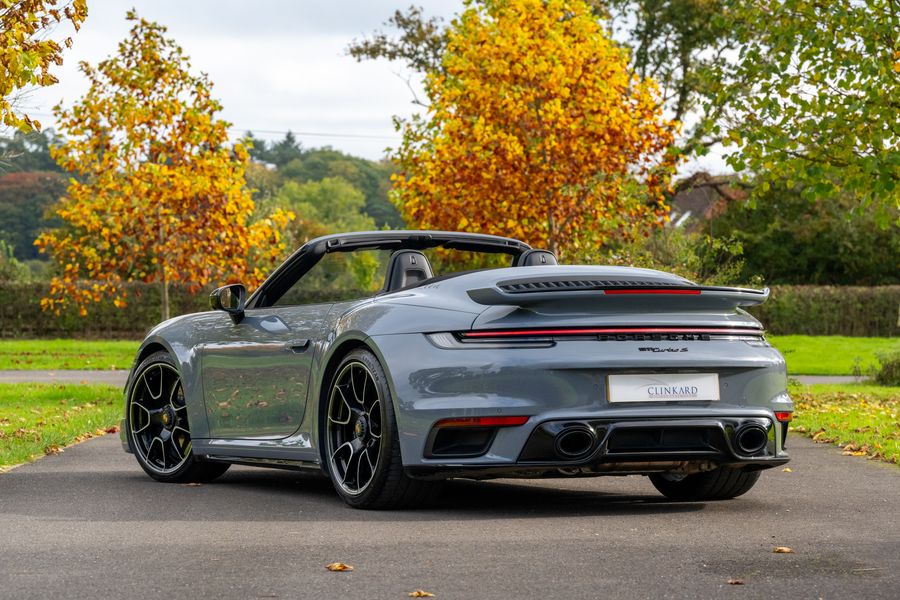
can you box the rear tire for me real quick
[649,467,760,501]
[323,348,440,509]
[127,351,230,484]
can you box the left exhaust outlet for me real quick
[553,425,597,460]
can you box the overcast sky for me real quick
[24,0,725,173]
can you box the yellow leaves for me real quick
[408,590,435,597]
[0,0,87,131]
[37,13,290,317]
[726,578,745,585]
[841,443,870,457]
[773,547,794,554]
[392,0,677,255]
[781,467,793,473]
[325,562,354,572]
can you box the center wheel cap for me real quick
[353,416,368,440]
[161,407,175,429]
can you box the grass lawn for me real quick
[769,335,899,376]
[0,383,122,470]
[789,382,899,465]
[0,339,138,370]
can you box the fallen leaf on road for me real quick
[782,467,792,472]
[105,426,120,434]
[726,578,745,585]
[408,591,435,597]
[182,482,202,487]
[45,445,64,454]
[773,547,794,554]
[325,562,353,572]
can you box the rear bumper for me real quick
[369,332,792,471]
[406,415,789,480]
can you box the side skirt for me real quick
[202,454,324,473]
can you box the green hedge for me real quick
[0,282,370,339]
[0,282,897,339]
[748,286,899,337]
[0,282,208,339]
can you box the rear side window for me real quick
[273,249,392,306]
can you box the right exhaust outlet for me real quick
[553,425,597,460]
[733,423,769,456]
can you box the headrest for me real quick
[517,249,558,266]
[383,250,434,292]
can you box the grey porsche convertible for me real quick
[121,230,792,509]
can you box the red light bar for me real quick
[774,411,793,422]
[435,416,529,428]
[462,327,763,338]
[604,289,701,295]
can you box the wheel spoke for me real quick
[168,379,182,408]
[329,387,352,425]
[148,436,166,469]
[330,440,353,465]
[359,369,368,405]
[143,366,163,400]
[169,434,184,461]
[368,400,382,439]
[350,365,360,404]
[341,438,364,488]
[132,403,151,433]
[356,447,373,491]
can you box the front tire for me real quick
[324,348,439,509]
[127,351,229,483]
[649,467,760,501]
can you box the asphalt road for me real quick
[0,436,897,599]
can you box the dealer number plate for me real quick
[607,373,720,403]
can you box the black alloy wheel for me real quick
[127,351,229,483]
[324,348,440,509]
[326,360,383,495]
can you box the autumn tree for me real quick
[35,12,292,320]
[350,2,728,153]
[1,0,87,132]
[714,0,900,219]
[391,0,678,255]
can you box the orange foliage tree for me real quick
[35,12,292,320]
[1,0,88,132]
[391,0,679,256]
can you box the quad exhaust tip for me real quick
[554,425,597,460]
[734,424,768,456]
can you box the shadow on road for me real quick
[3,464,708,523]
[182,467,709,520]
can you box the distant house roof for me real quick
[668,172,748,230]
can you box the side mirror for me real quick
[210,284,247,324]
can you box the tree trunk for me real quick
[546,204,557,255]
[161,270,170,322]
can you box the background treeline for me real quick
[2,129,897,288]
[0,129,402,283]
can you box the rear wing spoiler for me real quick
[467,278,769,309]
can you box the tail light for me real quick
[434,416,529,428]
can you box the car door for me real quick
[195,303,333,439]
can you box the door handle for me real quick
[287,339,310,353]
